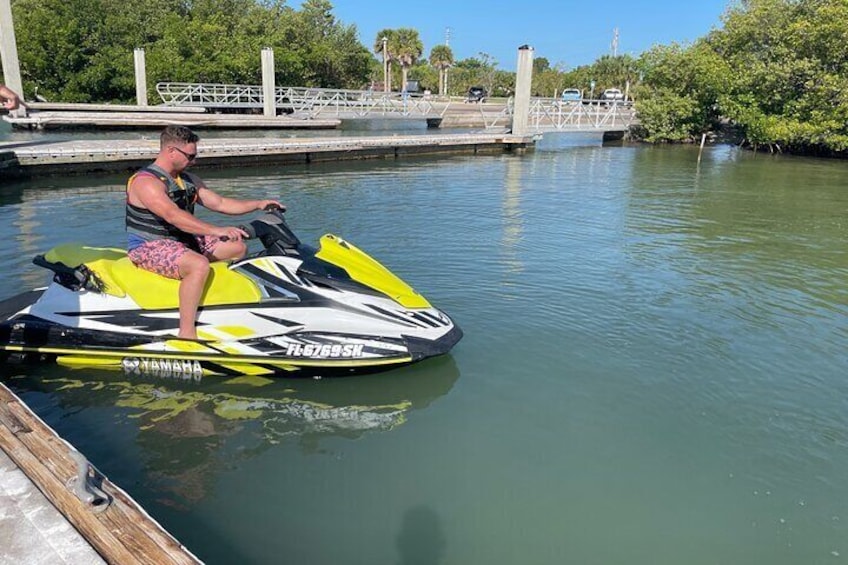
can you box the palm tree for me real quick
[373,29,395,91]
[392,28,423,93]
[429,44,454,96]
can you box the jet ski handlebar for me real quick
[236,207,300,251]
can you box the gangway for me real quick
[530,97,637,132]
[479,97,637,134]
[155,83,638,135]
[156,82,444,120]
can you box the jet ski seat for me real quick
[40,244,262,309]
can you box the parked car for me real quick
[466,86,487,103]
[560,88,582,102]
[601,88,624,103]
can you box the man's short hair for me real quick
[160,125,199,148]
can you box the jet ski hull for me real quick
[1,304,462,377]
[0,212,463,377]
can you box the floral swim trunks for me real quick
[127,236,223,279]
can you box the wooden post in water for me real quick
[511,44,534,136]
[0,0,26,116]
[261,47,276,117]
[133,48,148,106]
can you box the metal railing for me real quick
[156,82,442,119]
[155,82,638,132]
[479,97,637,133]
[527,97,637,131]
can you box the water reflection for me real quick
[6,356,459,504]
[626,145,848,308]
[501,156,524,278]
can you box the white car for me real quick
[601,88,624,102]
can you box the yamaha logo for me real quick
[122,357,203,380]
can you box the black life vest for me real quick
[126,164,199,246]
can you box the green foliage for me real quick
[12,0,371,101]
[373,28,426,91]
[383,28,423,91]
[634,41,731,140]
[708,0,848,152]
[533,57,551,74]
[428,45,454,95]
[447,52,502,96]
[635,88,701,142]
[591,54,639,91]
[408,62,437,93]
[11,0,848,155]
[636,0,848,153]
[429,45,453,70]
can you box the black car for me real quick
[466,86,487,103]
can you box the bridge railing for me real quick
[156,82,441,118]
[155,83,638,131]
[525,97,637,131]
[280,86,440,118]
[156,82,266,108]
[475,97,637,132]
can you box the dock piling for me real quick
[261,48,276,117]
[511,45,534,135]
[134,48,148,107]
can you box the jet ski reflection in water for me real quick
[0,208,462,376]
[7,355,459,503]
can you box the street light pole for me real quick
[381,36,388,93]
[444,27,450,97]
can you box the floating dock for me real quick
[0,132,534,178]
[0,383,201,564]
[5,105,340,130]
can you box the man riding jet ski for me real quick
[0,208,463,376]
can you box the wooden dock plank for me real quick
[0,133,535,177]
[0,448,106,564]
[0,384,202,564]
[5,111,340,130]
[25,102,208,113]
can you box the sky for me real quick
[294,0,732,69]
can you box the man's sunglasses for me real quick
[170,146,197,161]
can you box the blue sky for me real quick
[294,0,732,69]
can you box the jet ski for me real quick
[0,208,462,377]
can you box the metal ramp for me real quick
[156,82,443,120]
[483,97,638,134]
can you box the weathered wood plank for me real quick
[0,384,202,565]
[2,398,194,560]
[4,111,339,130]
[25,102,208,113]
[0,133,534,178]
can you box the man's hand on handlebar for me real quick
[216,226,250,241]
[257,200,285,212]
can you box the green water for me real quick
[1,131,847,564]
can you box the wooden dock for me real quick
[0,383,201,564]
[0,132,535,178]
[5,108,340,130]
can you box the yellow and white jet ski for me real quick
[0,209,462,377]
